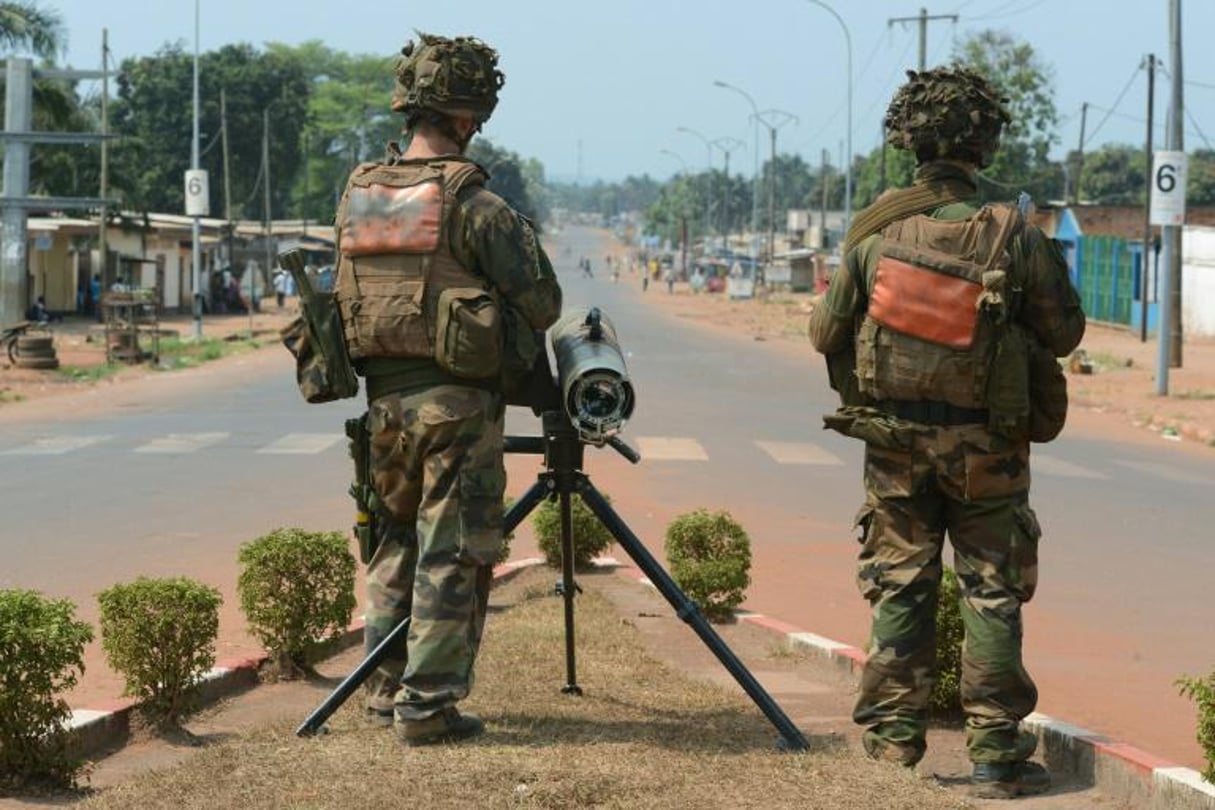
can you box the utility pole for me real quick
[879,119,887,193]
[99,30,109,298]
[887,6,958,70]
[1074,102,1088,205]
[712,137,744,255]
[261,106,272,324]
[756,109,797,267]
[1141,55,1155,343]
[190,0,202,340]
[1167,0,1184,368]
[819,149,829,249]
[221,88,233,286]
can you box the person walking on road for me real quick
[334,32,562,746]
[807,66,1085,799]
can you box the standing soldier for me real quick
[807,67,1085,798]
[334,33,562,745]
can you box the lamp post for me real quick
[659,148,688,176]
[804,0,852,239]
[713,80,761,264]
[659,149,691,276]
[711,137,745,255]
[677,126,714,253]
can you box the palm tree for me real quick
[0,1,63,60]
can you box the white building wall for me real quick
[1181,226,1215,336]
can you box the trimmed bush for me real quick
[98,577,221,729]
[929,566,965,717]
[664,509,751,622]
[0,590,93,793]
[532,493,613,569]
[1177,670,1215,783]
[237,528,356,679]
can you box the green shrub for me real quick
[237,528,356,679]
[532,494,613,569]
[930,567,965,717]
[0,590,93,793]
[1177,670,1215,783]
[664,510,751,622]
[98,577,222,729]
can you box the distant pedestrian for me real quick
[273,270,288,309]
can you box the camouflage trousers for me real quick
[362,385,506,721]
[852,423,1041,765]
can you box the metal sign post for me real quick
[1150,150,1187,396]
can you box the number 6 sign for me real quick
[184,169,210,217]
[1149,150,1187,226]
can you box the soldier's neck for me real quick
[401,129,464,160]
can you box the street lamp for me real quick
[711,136,745,254]
[659,148,688,177]
[676,126,714,253]
[803,0,853,240]
[713,80,761,263]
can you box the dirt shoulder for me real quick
[607,257,1215,451]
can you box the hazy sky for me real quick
[41,0,1215,183]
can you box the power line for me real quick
[961,0,1050,22]
[1082,63,1141,147]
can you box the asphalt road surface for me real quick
[1,224,1212,770]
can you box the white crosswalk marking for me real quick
[134,432,230,454]
[756,440,844,466]
[1031,453,1108,480]
[256,433,343,455]
[635,436,709,461]
[0,435,113,455]
[1113,459,1215,486]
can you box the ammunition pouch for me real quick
[822,405,919,452]
[1027,339,1069,443]
[434,286,503,379]
[345,414,379,563]
[985,324,1032,439]
[279,250,359,404]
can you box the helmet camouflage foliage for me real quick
[391,32,505,122]
[884,66,1011,168]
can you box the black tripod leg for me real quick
[577,479,809,751]
[559,488,582,695]
[505,478,548,536]
[296,616,412,737]
[297,482,548,737]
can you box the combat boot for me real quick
[969,760,1051,799]
[396,706,484,746]
[861,729,922,768]
[365,707,395,728]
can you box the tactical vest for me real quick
[854,204,1024,413]
[334,158,502,378]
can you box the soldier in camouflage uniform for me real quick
[807,67,1085,798]
[334,33,562,745]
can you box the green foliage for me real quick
[853,146,916,209]
[111,42,310,216]
[664,510,751,622]
[930,567,965,717]
[468,138,549,226]
[532,495,614,569]
[1177,670,1215,783]
[237,528,356,678]
[0,589,93,792]
[1076,144,1146,204]
[951,30,1061,202]
[0,1,64,60]
[98,577,222,729]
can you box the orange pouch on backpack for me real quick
[868,256,982,349]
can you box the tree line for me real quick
[10,9,547,230]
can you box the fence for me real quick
[1074,235,1136,326]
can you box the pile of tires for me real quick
[13,333,59,370]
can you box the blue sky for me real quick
[42,0,1215,183]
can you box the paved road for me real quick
[1,224,1211,770]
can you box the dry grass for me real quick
[78,572,969,810]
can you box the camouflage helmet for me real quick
[884,67,1011,168]
[391,32,504,122]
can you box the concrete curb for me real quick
[609,560,1215,810]
[63,556,547,762]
